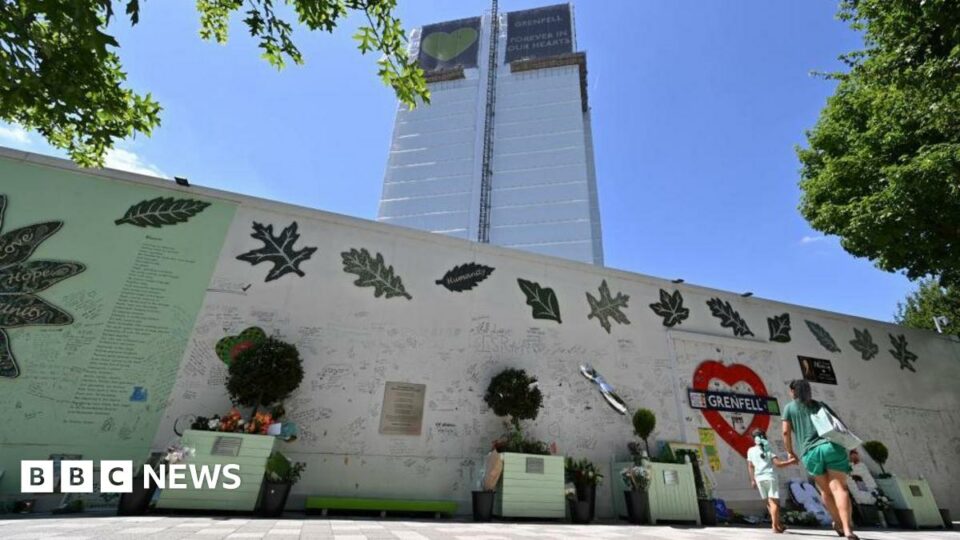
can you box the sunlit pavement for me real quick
[0,515,957,540]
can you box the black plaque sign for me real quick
[505,4,573,63]
[418,17,481,72]
[798,355,838,385]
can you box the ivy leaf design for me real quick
[805,320,841,353]
[236,221,317,282]
[850,328,878,360]
[767,313,792,343]
[586,279,630,333]
[435,262,494,292]
[0,329,16,379]
[114,197,211,228]
[0,195,85,378]
[649,289,689,327]
[341,248,412,300]
[517,278,561,323]
[706,297,754,337]
[889,333,918,372]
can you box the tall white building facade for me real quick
[377,4,604,265]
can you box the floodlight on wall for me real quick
[934,315,950,334]
[672,278,684,284]
[741,292,753,298]
[174,176,190,187]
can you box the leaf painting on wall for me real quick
[649,289,689,327]
[805,320,841,353]
[341,248,412,300]
[115,197,211,228]
[889,333,918,372]
[517,278,561,323]
[435,262,494,292]
[706,297,754,337]
[767,313,792,343]
[586,279,630,333]
[0,194,86,378]
[850,328,879,360]
[236,221,317,282]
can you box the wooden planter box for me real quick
[612,461,700,524]
[876,476,943,528]
[156,430,276,512]
[494,453,564,519]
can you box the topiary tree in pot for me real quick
[484,368,544,452]
[863,440,890,478]
[227,336,305,420]
[632,408,656,458]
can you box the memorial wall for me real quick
[2,149,959,516]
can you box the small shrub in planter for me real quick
[228,337,305,418]
[632,408,656,458]
[863,440,890,478]
[260,451,306,517]
[484,368,547,451]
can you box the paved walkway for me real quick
[0,516,956,539]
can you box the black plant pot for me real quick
[259,481,292,517]
[569,499,591,524]
[698,499,717,526]
[624,490,650,525]
[882,508,899,528]
[117,476,157,516]
[940,508,953,529]
[895,508,917,530]
[856,504,881,527]
[575,483,596,521]
[472,490,495,522]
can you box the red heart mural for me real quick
[692,360,770,458]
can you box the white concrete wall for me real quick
[155,176,960,517]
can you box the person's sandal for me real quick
[846,535,860,540]
[833,523,844,537]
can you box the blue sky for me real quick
[0,1,915,322]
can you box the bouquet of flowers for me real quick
[620,464,651,491]
[161,443,195,465]
[781,510,818,526]
[564,483,577,501]
[872,488,893,511]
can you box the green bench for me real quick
[305,496,457,518]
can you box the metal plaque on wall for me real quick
[798,355,838,385]
[378,381,427,436]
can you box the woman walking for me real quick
[782,379,859,540]
[746,429,795,533]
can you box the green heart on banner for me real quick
[215,327,267,364]
[421,28,478,61]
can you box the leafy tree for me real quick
[484,368,543,433]
[0,0,429,167]
[895,278,960,336]
[632,408,656,456]
[862,440,889,476]
[797,0,960,286]
[227,337,304,415]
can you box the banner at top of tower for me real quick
[417,17,481,72]
[505,4,573,63]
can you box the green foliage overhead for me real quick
[484,368,543,433]
[862,440,889,475]
[226,336,304,412]
[895,278,960,336]
[797,0,960,287]
[0,0,429,167]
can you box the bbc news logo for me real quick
[21,461,242,493]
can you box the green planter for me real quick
[612,461,699,524]
[876,476,943,528]
[155,430,276,512]
[494,453,565,519]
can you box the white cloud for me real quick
[0,124,31,145]
[800,235,827,244]
[104,148,166,178]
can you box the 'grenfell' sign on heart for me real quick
[418,17,481,72]
[688,389,781,416]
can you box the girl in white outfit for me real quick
[747,429,796,533]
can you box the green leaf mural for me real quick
[0,194,86,378]
[115,197,211,228]
[850,328,879,360]
[649,289,690,327]
[889,333,918,372]
[805,320,841,353]
[586,279,630,333]
[237,221,317,282]
[517,278,561,323]
[706,297,754,337]
[767,313,792,343]
[215,327,267,364]
[341,248,412,300]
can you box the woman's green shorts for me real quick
[802,442,852,476]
